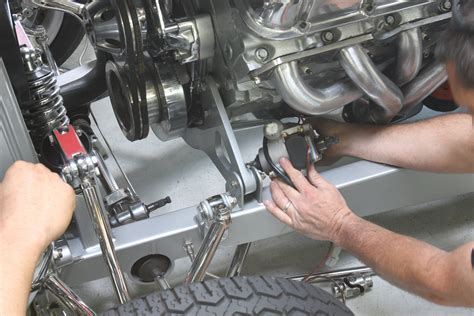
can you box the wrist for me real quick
[332,210,361,247]
[0,228,47,261]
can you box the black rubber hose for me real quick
[263,137,294,187]
[59,50,109,111]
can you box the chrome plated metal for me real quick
[19,46,69,149]
[155,275,171,290]
[165,15,215,63]
[226,243,252,277]
[272,61,363,115]
[149,63,188,141]
[94,150,120,194]
[340,45,404,123]
[43,274,95,315]
[33,25,59,76]
[289,266,375,283]
[332,273,374,299]
[394,28,423,85]
[185,194,235,284]
[81,179,131,304]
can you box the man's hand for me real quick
[309,118,350,166]
[264,158,353,242]
[0,161,76,315]
[0,161,76,253]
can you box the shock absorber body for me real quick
[19,46,69,151]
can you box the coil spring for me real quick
[20,47,69,150]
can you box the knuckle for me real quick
[11,160,30,171]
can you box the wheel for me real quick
[102,275,353,315]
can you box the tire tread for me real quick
[101,276,353,316]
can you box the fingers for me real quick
[270,181,292,209]
[274,179,299,200]
[307,163,326,187]
[279,158,310,192]
[263,200,292,226]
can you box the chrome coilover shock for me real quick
[19,46,69,150]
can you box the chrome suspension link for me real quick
[185,194,237,284]
[55,126,131,304]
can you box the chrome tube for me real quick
[340,44,404,122]
[394,28,423,85]
[43,275,95,315]
[400,63,447,116]
[94,150,120,194]
[184,208,231,284]
[272,61,363,115]
[81,180,130,304]
[155,275,171,290]
[226,243,252,277]
[289,266,375,283]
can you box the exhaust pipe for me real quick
[272,61,363,116]
[340,44,404,123]
[400,63,447,116]
[394,28,423,86]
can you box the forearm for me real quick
[335,213,474,306]
[336,114,474,173]
[0,234,43,315]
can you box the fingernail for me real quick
[263,200,270,206]
[280,157,288,164]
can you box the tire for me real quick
[102,275,353,316]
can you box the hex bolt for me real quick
[322,31,334,43]
[22,7,34,18]
[441,0,452,11]
[385,15,395,25]
[255,47,269,62]
[299,21,308,30]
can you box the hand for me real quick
[264,158,354,243]
[0,161,76,254]
[309,118,350,165]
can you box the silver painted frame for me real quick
[60,160,474,285]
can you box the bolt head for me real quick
[255,48,269,61]
[443,0,452,10]
[385,15,395,25]
[322,31,334,43]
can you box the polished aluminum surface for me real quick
[340,45,404,122]
[249,0,310,30]
[394,28,423,85]
[272,61,363,115]
[401,63,448,116]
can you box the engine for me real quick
[80,0,451,142]
[0,0,464,313]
